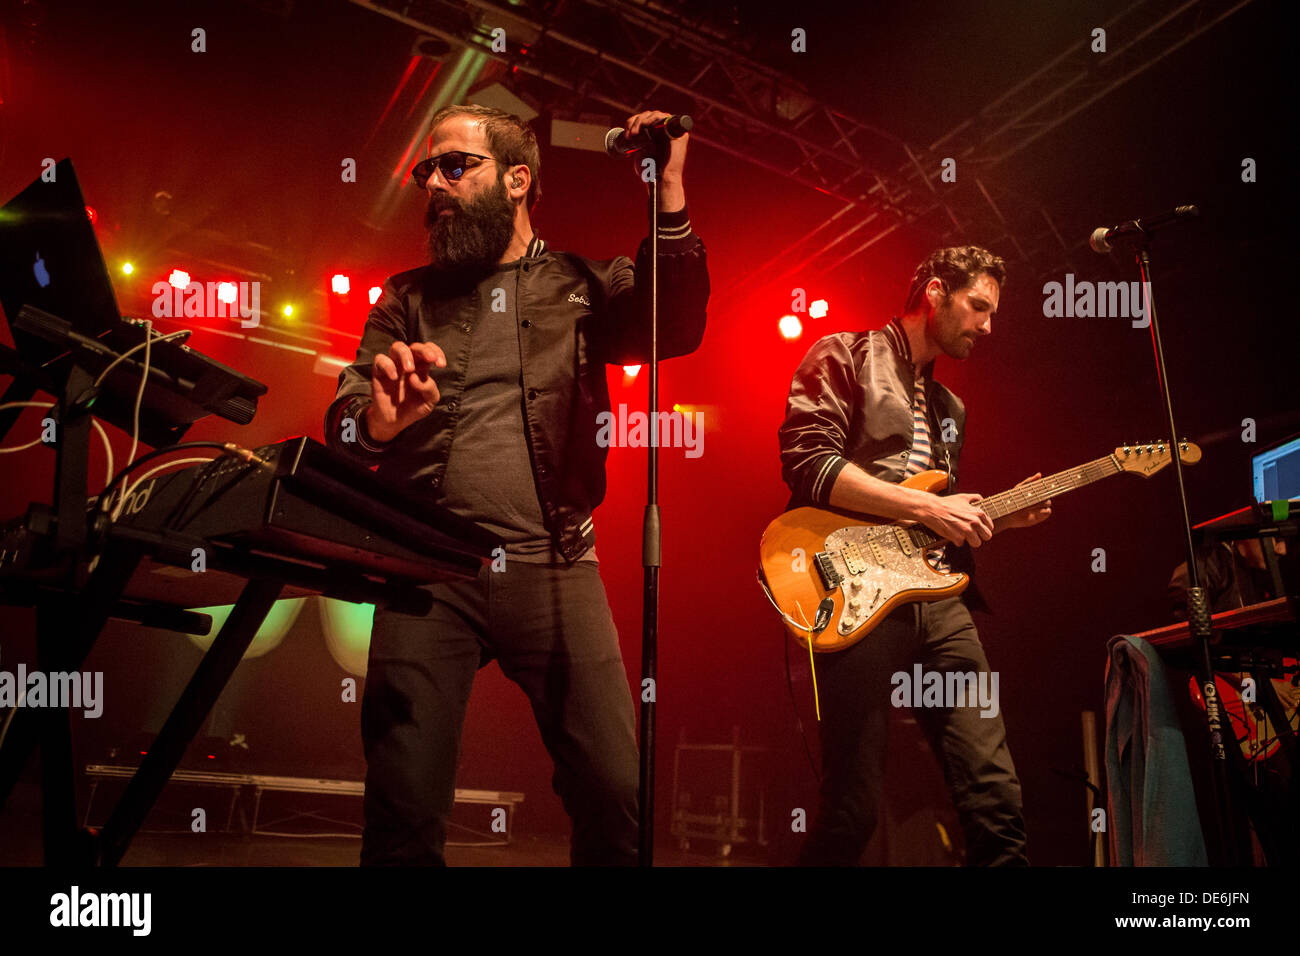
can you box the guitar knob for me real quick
[849,598,862,612]
[849,578,863,592]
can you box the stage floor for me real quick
[0,780,764,867]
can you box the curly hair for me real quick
[903,245,1007,314]
[427,103,542,209]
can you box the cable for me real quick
[0,400,115,488]
[0,435,43,453]
[759,568,823,783]
[118,457,219,507]
[97,441,227,518]
[92,328,190,388]
[795,600,822,721]
[97,441,270,521]
[126,320,150,471]
[784,619,822,785]
[89,323,191,517]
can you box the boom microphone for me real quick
[1089,204,1199,253]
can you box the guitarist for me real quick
[778,245,1050,866]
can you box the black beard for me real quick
[425,176,515,272]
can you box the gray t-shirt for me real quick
[437,261,595,563]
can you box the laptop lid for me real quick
[0,158,122,364]
[1252,433,1300,504]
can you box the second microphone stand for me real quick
[1124,232,1237,864]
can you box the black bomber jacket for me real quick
[324,215,709,563]
[778,322,989,611]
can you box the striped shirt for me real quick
[882,318,951,572]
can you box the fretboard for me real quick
[909,454,1120,549]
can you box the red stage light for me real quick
[368,286,383,305]
[809,299,829,319]
[84,205,97,225]
[168,269,191,289]
[623,365,641,377]
[779,314,803,340]
[217,282,238,304]
[331,274,350,295]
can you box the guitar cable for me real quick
[782,628,822,785]
[759,569,823,783]
[794,601,822,722]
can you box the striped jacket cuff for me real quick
[809,453,848,506]
[656,205,693,245]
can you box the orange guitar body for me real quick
[758,469,967,653]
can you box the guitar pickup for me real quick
[840,541,868,575]
[892,526,914,556]
[814,552,844,590]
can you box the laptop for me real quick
[0,158,266,434]
[1252,433,1300,507]
[0,158,124,362]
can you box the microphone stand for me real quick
[637,143,665,867]
[1123,231,1237,865]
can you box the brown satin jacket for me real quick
[778,323,989,611]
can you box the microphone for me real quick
[1089,204,1199,253]
[604,115,694,157]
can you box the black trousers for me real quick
[359,560,639,865]
[798,596,1029,866]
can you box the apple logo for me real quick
[33,251,51,288]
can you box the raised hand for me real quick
[367,340,446,442]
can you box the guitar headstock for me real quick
[1114,439,1202,476]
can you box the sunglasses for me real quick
[411,151,496,188]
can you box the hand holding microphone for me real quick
[604,113,694,158]
[607,111,692,211]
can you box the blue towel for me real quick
[1104,635,1208,866]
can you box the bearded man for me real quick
[779,246,1047,865]
[324,104,709,865]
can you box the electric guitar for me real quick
[1189,672,1300,762]
[758,440,1202,652]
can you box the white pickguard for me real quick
[823,523,962,636]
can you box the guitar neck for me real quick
[911,454,1120,548]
